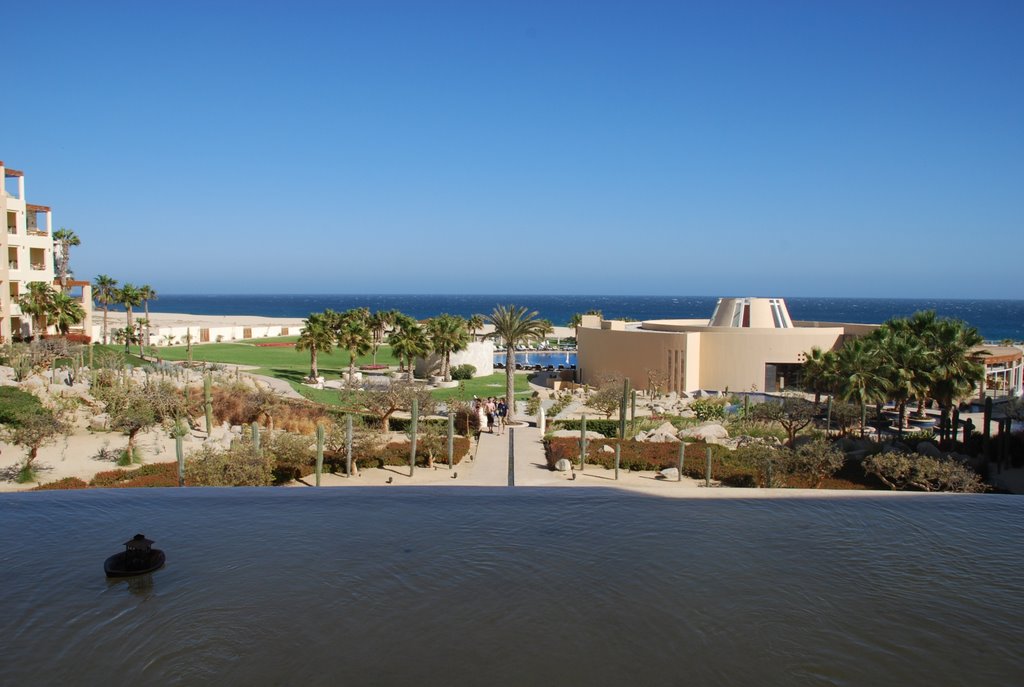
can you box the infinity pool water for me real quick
[2,489,1022,685]
[494,351,577,367]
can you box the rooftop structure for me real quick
[577,297,877,395]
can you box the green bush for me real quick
[551,419,620,438]
[185,443,275,486]
[450,364,476,380]
[690,398,727,422]
[0,387,44,426]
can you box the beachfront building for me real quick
[576,297,877,395]
[973,345,1024,401]
[1,160,57,341]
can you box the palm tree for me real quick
[929,319,985,426]
[116,284,143,353]
[335,309,373,382]
[467,314,485,340]
[568,313,584,328]
[427,314,470,381]
[834,337,888,438]
[51,291,86,335]
[368,310,398,365]
[52,228,80,292]
[486,304,550,424]
[93,275,118,344]
[139,284,157,349]
[801,346,838,404]
[389,319,430,381]
[295,313,334,380]
[18,281,57,337]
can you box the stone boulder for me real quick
[647,432,681,443]
[914,441,942,458]
[678,423,729,442]
[550,429,604,440]
[653,421,678,436]
[89,413,110,431]
[602,444,615,454]
[554,458,574,472]
[658,467,679,480]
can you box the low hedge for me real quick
[32,477,89,491]
[551,419,621,437]
[89,462,181,488]
[544,437,757,486]
[323,436,472,472]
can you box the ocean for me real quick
[125,294,1023,341]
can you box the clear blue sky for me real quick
[3,1,1021,297]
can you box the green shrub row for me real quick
[0,387,45,427]
[551,419,621,437]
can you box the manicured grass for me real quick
[156,342,399,379]
[430,372,531,401]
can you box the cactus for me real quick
[630,389,637,434]
[409,398,418,477]
[203,373,213,435]
[579,414,587,471]
[251,421,260,453]
[705,446,712,487]
[175,421,185,487]
[677,442,684,482]
[447,412,455,470]
[618,378,630,439]
[88,344,94,369]
[614,442,621,480]
[345,414,353,477]
[315,423,325,486]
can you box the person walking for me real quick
[496,397,508,435]
[485,397,497,433]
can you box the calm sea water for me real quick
[129,294,1024,341]
[2,489,1022,686]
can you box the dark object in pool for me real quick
[104,534,166,577]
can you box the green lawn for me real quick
[156,342,399,380]
[92,341,522,407]
[430,372,531,401]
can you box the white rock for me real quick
[659,467,680,480]
[654,421,678,436]
[554,458,573,472]
[602,444,615,454]
[550,429,604,440]
[678,423,729,441]
[89,413,110,431]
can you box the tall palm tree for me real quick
[139,284,157,349]
[427,314,470,381]
[467,314,485,340]
[52,228,80,292]
[834,337,888,438]
[51,291,86,335]
[93,274,118,344]
[18,281,57,337]
[389,319,429,381]
[116,284,143,353]
[295,313,334,380]
[568,313,584,328]
[335,309,373,382]
[368,310,398,365]
[801,346,838,404]
[929,319,985,425]
[486,304,549,424]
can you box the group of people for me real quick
[472,396,508,435]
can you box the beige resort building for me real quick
[1,160,92,342]
[576,297,876,395]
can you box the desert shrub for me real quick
[450,364,476,380]
[0,387,44,426]
[862,453,984,492]
[372,437,472,468]
[32,477,89,490]
[690,398,727,422]
[89,462,180,488]
[789,439,845,487]
[548,390,574,417]
[525,393,541,417]
[551,419,620,438]
[185,442,275,487]
[267,431,316,483]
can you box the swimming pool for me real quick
[494,351,577,367]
